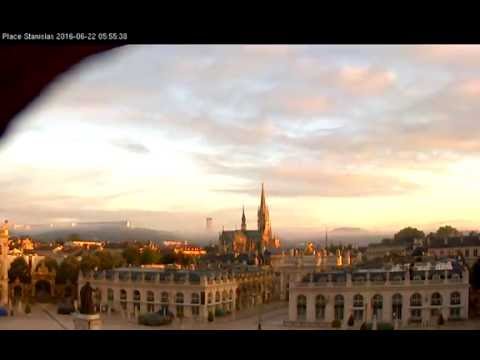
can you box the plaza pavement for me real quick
[2,302,480,330]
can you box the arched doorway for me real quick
[35,280,52,302]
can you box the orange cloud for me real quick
[339,66,396,95]
[284,95,332,115]
[416,45,480,65]
[456,79,480,97]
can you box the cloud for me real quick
[455,79,480,97]
[414,45,480,66]
[283,95,332,115]
[112,139,150,154]
[339,66,396,95]
[7,45,480,232]
[199,153,421,197]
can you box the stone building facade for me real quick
[286,260,469,328]
[79,265,275,321]
[270,249,357,301]
[428,235,480,267]
[0,221,8,306]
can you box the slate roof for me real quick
[429,235,480,248]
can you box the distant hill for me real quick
[331,227,367,233]
[277,227,387,248]
[12,226,182,244]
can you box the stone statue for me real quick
[79,282,95,315]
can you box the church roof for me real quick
[220,229,261,241]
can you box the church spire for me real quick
[258,183,272,250]
[241,205,246,231]
[260,182,266,209]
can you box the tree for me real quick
[436,225,460,239]
[56,256,80,284]
[43,257,58,272]
[112,251,126,268]
[160,252,177,265]
[393,227,425,246]
[80,253,101,275]
[122,246,140,266]
[139,248,159,265]
[8,257,30,283]
[94,250,118,270]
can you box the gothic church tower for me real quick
[241,206,247,232]
[257,183,272,251]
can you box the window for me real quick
[315,295,326,320]
[107,288,114,303]
[431,292,442,306]
[120,289,127,310]
[161,292,169,303]
[353,294,363,307]
[410,293,422,307]
[208,292,213,304]
[191,293,200,305]
[411,309,422,320]
[222,290,227,302]
[353,309,363,321]
[450,292,461,305]
[229,289,233,300]
[133,290,141,312]
[334,295,344,321]
[297,295,307,321]
[215,291,220,303]
[176,292,184,304]
[474,248,478,257]
[94,288,102,304]
[450,307,461,319]
[392,293,402,320]
[147,291,155,312]
[192,306,200,316]
[176,305,184,317]
[466,249,470,257]
[372,294,383,320]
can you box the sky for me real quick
[2,45,480,235]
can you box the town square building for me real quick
[271,248,357,301]
[286,260,469,327]
[428,235,480,266]
[79,264,275,321]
